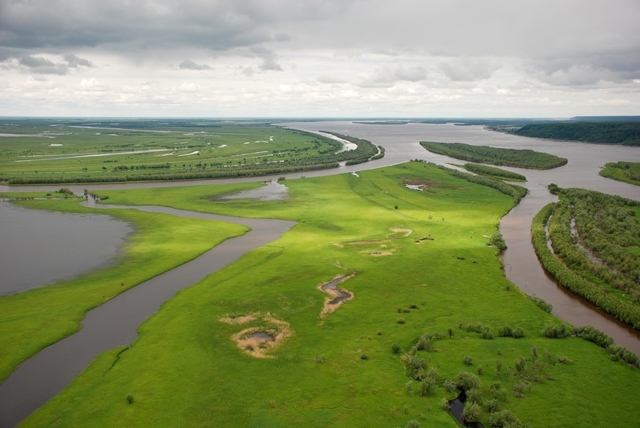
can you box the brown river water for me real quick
[0,122,639,426]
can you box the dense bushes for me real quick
[532,199,640,329]
[463,163,526,181]
[420,141,568,169]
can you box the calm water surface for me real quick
[0,201,131,295]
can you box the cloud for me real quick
[19,55,68,75]
[355,65,427,88]
[438,58,500,82]
[178,82,203,92]
[64,54,93,68]
[179,60,213,70]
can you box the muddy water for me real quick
[321,276,353,305]
[0,203,294,428]
[0,201,132,295]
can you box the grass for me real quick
[600,161,640,186]
[16,161,640,427]
[0,197,248,383]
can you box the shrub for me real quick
[443,379,458,394]
[420,377,436,396]
[360,353,369,360]
[466,388,482,405]
[477,365,484,375]
[498,325,513,337]
[463,355,473,366]
[515,357,526,373]
[531,296,553,313]
[513,327,524,338]
[404,420,420,428]
[454,371,482,391]
[126,394,135,404]
[481,327,494,340]
[485,398,500,413]
[440,397,450,410]
[392,343,402,354]
[397,318,406,324]
[541,323,572,338]
[462,402,481,422]
[489,410,524,427]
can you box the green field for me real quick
[600,161,640,186]
[420,141,568,170]
[0,119,378,184]
[8,162,640,428]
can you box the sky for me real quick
[1,0,640,118]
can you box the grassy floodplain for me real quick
[600,161,640,186]
[16,162,640,428]
[0,119,378,184]
[0,183,254,383]
[420,141,568,170]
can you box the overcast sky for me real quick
[1,0,639,117]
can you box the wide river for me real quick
[0,122,639,426]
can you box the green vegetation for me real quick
[601,162,640,186]
[461,163,527,181]
[0,185,251,382]
[427,162,527,203]
[420,141,567,169]
[14,162,640,427]
[514,122,640,146]
[0,119,380,184]
[532,188,640,329]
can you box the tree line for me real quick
[514,122,640,146]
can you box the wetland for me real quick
[1,120,640,427]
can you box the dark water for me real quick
[0,201,132,295]
[321,276,353,305]
[0,202,294,427]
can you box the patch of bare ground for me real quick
[220,312,292,359]
[317,274,355,318]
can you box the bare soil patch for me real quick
[220,312,292,359]
[317,274,355,318]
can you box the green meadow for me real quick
[600,161,640,186]
[11,162,640,427]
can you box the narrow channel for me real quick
[0,201,295,428]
